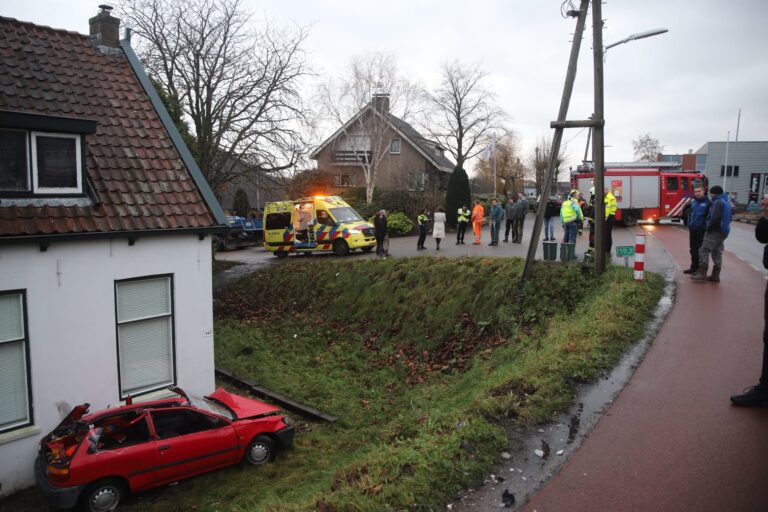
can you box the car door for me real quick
[149,408,238,485]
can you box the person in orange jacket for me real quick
[471,199,485,244]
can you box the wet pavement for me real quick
[517,224,768,512]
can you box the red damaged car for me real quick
[35,387,294,511]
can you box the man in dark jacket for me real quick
[503,197,515,243]
[730,196,768,407]
[512,193,529,244]
[692,186,732,283]
[683,185,712,274]
[373,210,388,257]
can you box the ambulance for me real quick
[263,196,377,257]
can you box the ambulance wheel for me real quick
[333,239,349,257]
[622,210,638,227]
[275,251,289,259]
[361,246,373,253]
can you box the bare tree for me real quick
[632,133,664,162]
[120,0,312,195]
[527,135,567,196]
[422,61,506,172]
[472,131,523,197]
[316,54,422,204]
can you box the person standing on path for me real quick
[692,185,732,283]
[683,185,712,274]
[604,188,618,257]
[544,195,560,241]
[373,209,388,258]
[471,200,484,245]
[432,206,446,251]
[416,209,429,251]
[731,195,768,407]
[456,204,470,245]
[512,192,529,244]
[488,199,504,246]
[561,190,583,247]
[503,197,515,243]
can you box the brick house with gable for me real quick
[0,7,226,494]
[311,94,455,196]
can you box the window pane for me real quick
[36,136,77,189]
[118,316,173,395]
[0,294,24,343]
[665,177,678,191]
[0,130,28,191]
[0,341,29,430]
[265,212,291,230]
[390,138,401,154]
[117,278,171,323]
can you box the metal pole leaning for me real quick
[520,0,590,285]
[593,0,606,275]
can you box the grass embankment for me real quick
[135,257,663,512]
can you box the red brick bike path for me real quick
[523,225,768,512]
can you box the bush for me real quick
[232,188,249,217]
[384,212,414,236]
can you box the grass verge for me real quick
[123,258,665,511]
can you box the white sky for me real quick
[5,0,768,170]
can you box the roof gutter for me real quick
[0,225,226,247]
[119,38,228,228]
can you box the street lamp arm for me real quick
[605,28,668,51]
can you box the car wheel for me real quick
[275,251,289,259]
[213,236,225,252]
[361,246,373,253]
[333,239,349,257]
[246,435,276,465]
[81,478,125,512]
[622,210,638,227]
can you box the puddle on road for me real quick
[449,270,676,512]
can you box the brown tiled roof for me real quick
[0,16,218,239]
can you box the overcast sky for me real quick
[5,0,768,171]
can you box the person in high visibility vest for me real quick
[456,204,470,245]
[471,200,485,245]
[416,209,429,250]
[560,190,583,246]
[604,190,618,257]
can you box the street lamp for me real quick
[593,22,668,274]
[604,29,668,51]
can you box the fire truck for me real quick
[571,162,708,226]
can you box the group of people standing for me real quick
[554,187,618,259]
[683,184,732,283]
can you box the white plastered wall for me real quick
[0,235,215,496]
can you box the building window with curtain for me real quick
[0,290,32,433]
[115,276,175,399]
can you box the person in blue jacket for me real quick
[683,184,712,274]
[692,185,732,283]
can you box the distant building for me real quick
[657,151,697,172]
[695,141,768,205]
[311,94,455,196]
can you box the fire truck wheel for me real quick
[681,205,690,226]
[622,210,638,227]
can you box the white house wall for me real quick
[0,235,215,496]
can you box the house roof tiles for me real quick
[0,16,219,240]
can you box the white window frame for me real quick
[389,138,401,154]
[0,290,32,434]
[115,275,175,399]
[0,128,30,192]
[31,131,82,194]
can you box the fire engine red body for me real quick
[572,163,707,226]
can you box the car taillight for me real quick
[47,464,70,483]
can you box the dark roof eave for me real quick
[0,225,228,247]
[119,39,227,227]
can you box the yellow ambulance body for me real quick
[263,196,377,257]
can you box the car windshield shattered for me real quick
[329,207,362,224]
[189,392,234,420]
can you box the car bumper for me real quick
[275,425,295,448]
[34,456,83,510]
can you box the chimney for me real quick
[89,5,121,48]
[372,93,390,114]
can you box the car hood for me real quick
[207,388,280,419]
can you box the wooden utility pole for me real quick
[521,0,591,284]
[592,0,607,274]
